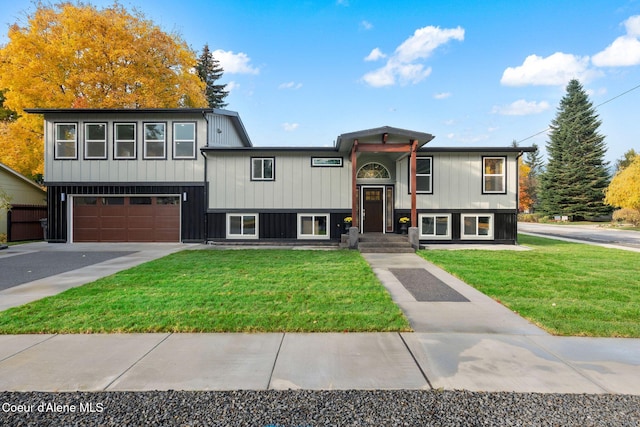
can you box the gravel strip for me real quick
[1,390,638,426]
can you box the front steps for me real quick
[357,233,415,253]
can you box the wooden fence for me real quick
[7,205,47,242]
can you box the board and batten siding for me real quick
[395,152,519,210]
[207,151,351,210]
[44,112,244,183]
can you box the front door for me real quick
[362,187,384,232]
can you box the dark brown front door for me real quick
[362,188,383,232]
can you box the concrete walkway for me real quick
[0,245,639,394]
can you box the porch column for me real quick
[410,139,418,227]
[351,139,358,228]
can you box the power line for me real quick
[515,82,640,145]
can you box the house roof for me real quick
[0,162,46,193]
[335,126,436,153]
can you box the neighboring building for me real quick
[26,108,532,245]
[0,162,47,238]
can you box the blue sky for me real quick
[2,0,640,164]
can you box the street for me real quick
[518,222,640,250]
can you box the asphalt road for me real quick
[518,222,640,249]
[0,251,134,291]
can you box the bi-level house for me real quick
[26,108,532,245]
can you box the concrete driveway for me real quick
[0,242,189,311]
[518,222,640,251]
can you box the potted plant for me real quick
[398,217,410,234]
[343,216,352,233]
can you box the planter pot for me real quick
[400,223,408,234]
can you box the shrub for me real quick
[612,208,640,226]
[518,213,540,223]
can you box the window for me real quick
[410,157,432,193]
[357,163,390,179]
[84,123,107,159]
[252,157,275,181]
[114,123,136,159]
[419,214,451,239]
[144,123,166,159]
[298,214,329,239]
[173,122,196,159]
[461,214,493,239]
[55,123,77,159]
[227,214,258,239]
[483,157,506,193]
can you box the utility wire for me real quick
[515,82,640,145]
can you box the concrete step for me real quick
[359,247,415,253]
[357,233,414,253]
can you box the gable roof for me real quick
[336,126,435,153]
[0,162,45,193]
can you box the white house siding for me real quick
[206,113,247,147]
[207,151,351,210]
[43,112,244,183]
[395,151,518,210]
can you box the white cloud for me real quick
[361,20,373,30]
[212,49,259,75]
[492,99,550,116]
[364,48,386,61]
[362,25,464,87]
[500,52,600,86]
[625,15,640,36]
[278,81,303,90]
[282,122,299,131]
[592,15,640,66]
[225,81,240,92]
[434,92,451,99]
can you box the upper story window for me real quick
[54,123,77,159]
[173,122,196,159]
[84,123,107,159]
[143,122,166,159]
[357,163,390,179]
[114,123,136,159]
[252,157,275,181]
[483,156,506,194]
[409,156,432,193]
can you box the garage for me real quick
[73,196,180,242]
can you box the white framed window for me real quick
[298,214,329,239]
[252,157,275,181]
[84,123,107,159]
[54,123,77,159]
[173,122,196,159]
[419,214,451,239]
[410,157,433,193]
[114,123,136,159]
[227,214,258,239]
[461,214,494,240]
[483,156,506,194]
[144,122,166,159]
[357,163,390,179]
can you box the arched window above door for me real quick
[357,163,390,179]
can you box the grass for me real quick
[418,234,640,337]
[0,249,410,334]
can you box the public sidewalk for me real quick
[0,249,638,395]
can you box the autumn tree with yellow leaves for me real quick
[0,2,207,180]
[605,153,640,225]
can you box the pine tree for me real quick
[196,44,229,109]
[523,143,543,211]
[539,79,611,219]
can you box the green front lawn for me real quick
[0,249,410,333]
[418,234,640,337]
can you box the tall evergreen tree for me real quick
[538,79,611,219]
[196,44,229,109]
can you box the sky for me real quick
[2,0,640,165]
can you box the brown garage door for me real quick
[73,196,180,242]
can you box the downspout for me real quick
[201,111,210,243]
